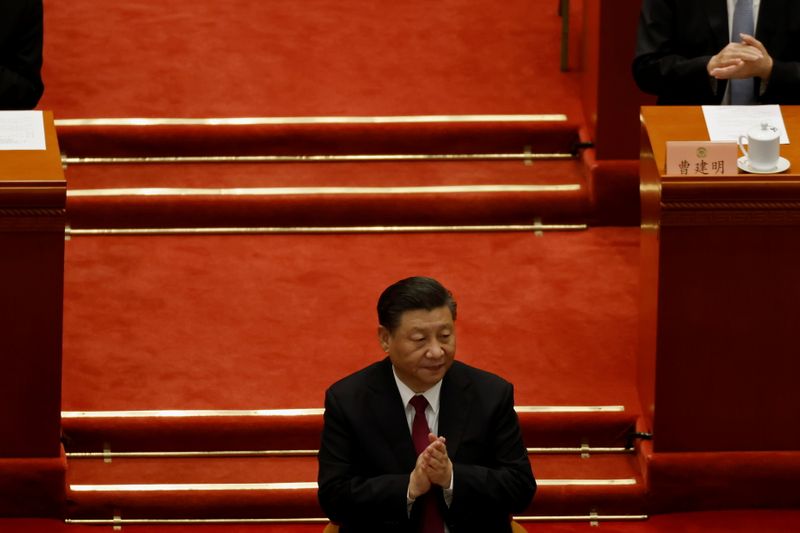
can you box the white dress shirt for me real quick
[394,370,442,436]
[393,366,454,528]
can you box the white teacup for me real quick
[738,123,780,172]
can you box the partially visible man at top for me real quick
[633,0,800,105]
[318,276,535,533]
[0,0,44,110]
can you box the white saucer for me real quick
[737,156,791,174]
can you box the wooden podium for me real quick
[0,111,66,516]
[639,106,800,453]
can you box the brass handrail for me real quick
[62,152,575,165]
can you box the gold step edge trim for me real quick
[538,479,638,486]
[62,408,326,418]
[67,184,582,197]
[54,114,569,127]
[62,405,624,418]
[66,518,331,525]
[516,405,625,413]
[66,450,319,459]
[69,479,637,492]
[65,447,633,459]
[65,515,649,525]
[528,446,633,454]
[515,514,649,522]
[65,224,589,236]
[64,516,648,526]
[62,153,575,164]
[69,482,318,492]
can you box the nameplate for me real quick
[665,141,738,176]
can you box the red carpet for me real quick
[8,0,784,527]
[62,229,640,412]
[39,0,584,119]
[7,510,800,532]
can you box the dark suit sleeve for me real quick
[752,0,800,104]
[632,0,720,104]
[317,387,411,529]
[448,382,535,523]
[0,0,44,110]
[763,60,800,104]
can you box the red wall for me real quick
[582,0,655,160]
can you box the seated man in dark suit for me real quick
[633,0,800,105]
[0,0,44,109]
[318,276,536,533]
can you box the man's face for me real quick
[378,305,456,393]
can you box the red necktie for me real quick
[409,395,445,533]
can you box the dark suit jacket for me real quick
[632,0,800,104]
[318,358,536,533]
[0,0,44,109]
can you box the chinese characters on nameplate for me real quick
[665,141,738,176]
[0,111,46,150]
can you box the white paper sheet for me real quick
[702,105,790,145]
[0,110,46,150]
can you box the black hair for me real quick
[377,276,457,332]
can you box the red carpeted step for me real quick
[9,512,800,532]
[64,453,644,520]
[60,120,591,228]
[64,160,589,228]
[56,120,581,158]
[61,409,637,453]
[67,168,591,230]
[0,455,66,518]
[528,454,646,516]
[64,160,585,191]
[519,410,637,449]
[519,511,800,532]
[0,519,326,532]
[66,184,589,229]
[645,446,800,513]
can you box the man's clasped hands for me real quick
[708,33,773,81]
[409,433,452,499]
